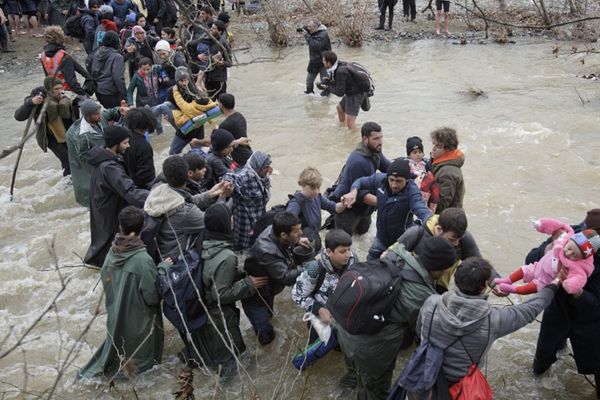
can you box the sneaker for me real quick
[374,25,384,30]
[304,90,314,94]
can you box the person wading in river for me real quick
[84,126,149,267]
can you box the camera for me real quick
[296,25,307,33]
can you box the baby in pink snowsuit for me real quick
[495,218,600,295]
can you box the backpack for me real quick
[64,14,85,39]
[140,213,165,264]
[250,204,287,241]
[326,256,425,335]
[448,319,493,400]
[157,249,207,333]
[346,62,375,97]
[387,304,453,400]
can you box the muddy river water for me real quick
[1,38,599,399]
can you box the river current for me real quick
[0,38,599,399]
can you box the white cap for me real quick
[155,40,171,53]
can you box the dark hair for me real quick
[322,50,337,65]
[162,27,176,37]
[272,211,301,237]
[324,229,352,251]
[217,12,230,23]
[219,93,235,109]
[200,5,213,14]
[361,121,382,138]
[431,127,459,150]
[138,57,153,67]
[118,206,145,235]
[438,208,468,237]
[162,155,189,187]
[183,152,207,171]
[124,107,157,134]
[88,0,101,8]
[135,12,145,22]
[454,257,492,295]
[212,20,225,33]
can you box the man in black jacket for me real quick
[301,19,331,95]
[319,50,368,132]
[84,126,149,267]
[242,212,311,345]
[204,20,231,100]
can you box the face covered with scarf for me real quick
[204,202,233,242]
[247,151,273,178]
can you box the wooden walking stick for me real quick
[9,101,48,202]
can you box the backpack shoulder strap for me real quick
[457,313,492,364]
[311,258,327,296]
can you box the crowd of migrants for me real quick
[10,1,600,398]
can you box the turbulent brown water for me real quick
[1,38,599,399]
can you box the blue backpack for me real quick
[157,249,207,333]
[387,304,454,400]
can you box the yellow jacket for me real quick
[172,87,218,128]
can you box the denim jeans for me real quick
[151,101,175,134]
[169,135,191,155]
[242,295,275,345]
[367,237,388,261]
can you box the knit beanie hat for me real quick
[406,136,424,156]
[132,25,145,36]
[103,126,131,148]
[584,209,600,231]
[79,99,101,118]
[99,4,113,19]
[154,39,171,53]
[211,129,235,152]
[175,67,189,82]
[387,159,411,179]
[418,236,457,271]
[101,31,120,49]
[571,229,600,258]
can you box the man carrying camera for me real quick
[298,20,331,95]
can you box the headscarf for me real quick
[247,151,272,174]
[204,202,233,242]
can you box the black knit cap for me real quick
[211,128,235,152]
[103,126,131,148]
[406,136,424,156]
[387,159,411,179]
[418,236,457,271]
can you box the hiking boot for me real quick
[339,370,358,388]
[258,330,276,346]
[319,90,330,97]
[374,25,384,30]
[304,90,315,95]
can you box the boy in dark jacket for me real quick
[123,107,157,189]
[344,158,432,260]
[302,20,331,94]
[81,0,101,55]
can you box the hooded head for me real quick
[247,151,272,176]
[204,202,233,242]
[101,31,120,49]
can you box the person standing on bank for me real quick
[300,19,331,95]
[375,0,398,31]
[319,50,369,132]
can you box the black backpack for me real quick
[64,14,85,39]
[250,204,287,241]
[157,249,207,333]
[346,62,375,97]
[140,213,165,264]
[326,257,425,335]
